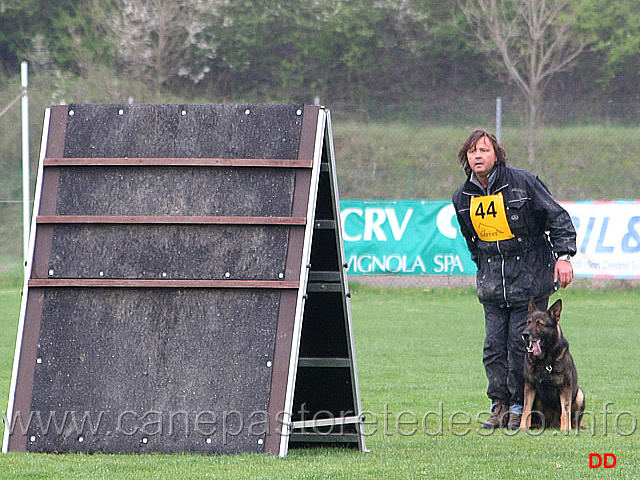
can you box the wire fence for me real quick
[0,76,28,274]
[329,98,640,126]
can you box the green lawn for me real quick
[0,285,638,479]
[332,123,640,201]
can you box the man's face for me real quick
[466,136,497,180]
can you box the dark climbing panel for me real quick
[4,103,365,457]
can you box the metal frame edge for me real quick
[324,110,368,452]
[3,108,51,453]
[277,108,326,457]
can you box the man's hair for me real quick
[457,129,508,177]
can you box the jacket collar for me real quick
[463,162,509,196]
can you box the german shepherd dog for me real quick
[519,298,585,431]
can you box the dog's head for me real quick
[521,298,562,358]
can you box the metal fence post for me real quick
[21,61,29,276]
[496,97,502,142]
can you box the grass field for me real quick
[331,123,640,201]
[0,285,639,479]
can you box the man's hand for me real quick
[554,259,573,288]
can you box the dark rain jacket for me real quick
[452,163,576,307]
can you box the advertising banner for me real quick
[340,200,476,276]
[563,201,640,278]
[340,200,640,278]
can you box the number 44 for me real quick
[475,201,497,219]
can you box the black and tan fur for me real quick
[519,298,585,431]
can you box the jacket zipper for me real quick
[492,184,509,306]
[496,241,509,307]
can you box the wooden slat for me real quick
[37,215,306,225]
[29,279,300,289]
[297,357,351,368]
[313,220,336,229]
[308,271,341,282]
[305,284,343,292]
[290,415,363,430]
[288,433,360,444]
[43,157,313,168]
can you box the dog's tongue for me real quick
[532,340,542,356]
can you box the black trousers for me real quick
[482,297,549,407]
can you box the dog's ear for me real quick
[548,299,562,321]
[528,297,538,313]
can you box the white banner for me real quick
[562,201,640,278]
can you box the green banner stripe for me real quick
[340,200,476,276]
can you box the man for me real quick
[452,129,576,430]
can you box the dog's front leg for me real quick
[520,382,536,430]
[560,385,572,431]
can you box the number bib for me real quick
[469,192,515,242]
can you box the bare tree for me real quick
[97,0,224,100]
[459,0,585,165]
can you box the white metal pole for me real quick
[496,97,502,143]
[21,61,29,275]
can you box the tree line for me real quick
[1,0,638,108]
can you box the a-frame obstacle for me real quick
[3,104,366,457]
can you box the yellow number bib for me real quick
[469,193,515,242]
